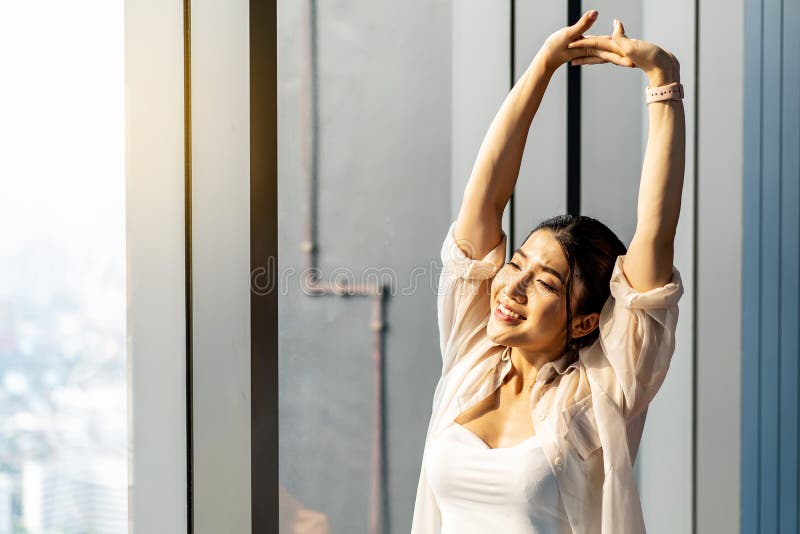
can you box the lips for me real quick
[500,297,527,318]
[495,301,526,321]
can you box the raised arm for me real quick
[452,54,551,261]
[623,23,685,292]
[569,19,686,292]
[454,10,630,260]
[624,55,684,292]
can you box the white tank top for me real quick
[426,421,573,534]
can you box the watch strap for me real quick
[646,81,684,103]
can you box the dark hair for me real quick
[527,213,627,353]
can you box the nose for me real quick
[506,270,530,303]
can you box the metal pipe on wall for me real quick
[298,1,389,532]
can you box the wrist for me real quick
[532,50,557,79]
[646,58,680,87]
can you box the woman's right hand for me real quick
[536,9,633,75]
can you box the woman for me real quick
[412,10,685,534]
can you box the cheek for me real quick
[489,282,498,306]
[489,273,507,302]
[530,297,564,324]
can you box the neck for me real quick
[506,344,566,392]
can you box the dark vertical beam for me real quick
[250,0,279,531]
[182,0,194,531]
[566,0,581,215]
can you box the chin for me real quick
[486,318,513,343]
[487,313,534,345]
[486,326,501,343]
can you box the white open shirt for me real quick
[411,220,684,533]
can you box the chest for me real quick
[452,378,558,449]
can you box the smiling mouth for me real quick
[495,302,526,321]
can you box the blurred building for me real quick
[22,457,126,533]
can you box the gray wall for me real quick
[509,1,568,236]
[580,0,643,244]
[697,0,743,532]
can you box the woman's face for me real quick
[487,229,586,353]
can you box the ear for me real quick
[571,311,600,338]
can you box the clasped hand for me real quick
[537,10,680,84]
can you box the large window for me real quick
[0,1,127,531]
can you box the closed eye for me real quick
[509,262,556,293]
[538,280,556,293]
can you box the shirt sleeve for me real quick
[437,220,507,376]
[595,253,684,421]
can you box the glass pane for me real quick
[0,1,127,532]
[277,2,455,533]
[274,3,705,532]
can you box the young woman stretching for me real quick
[412,10,686,534]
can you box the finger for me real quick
[611,18,628,42]
[567,9,599,39]
[571,56,607,66]
[569,47,634,67]
[616,19,627,36]
[570,33,602,44]
[568,36,622,55]
[566,46,612,60]
[610,19,637,59]
[592,49,635,67]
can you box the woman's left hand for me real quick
[566,18,680,83]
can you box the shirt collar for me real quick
[500,345,580,384]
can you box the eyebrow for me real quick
[512,248,565,284]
